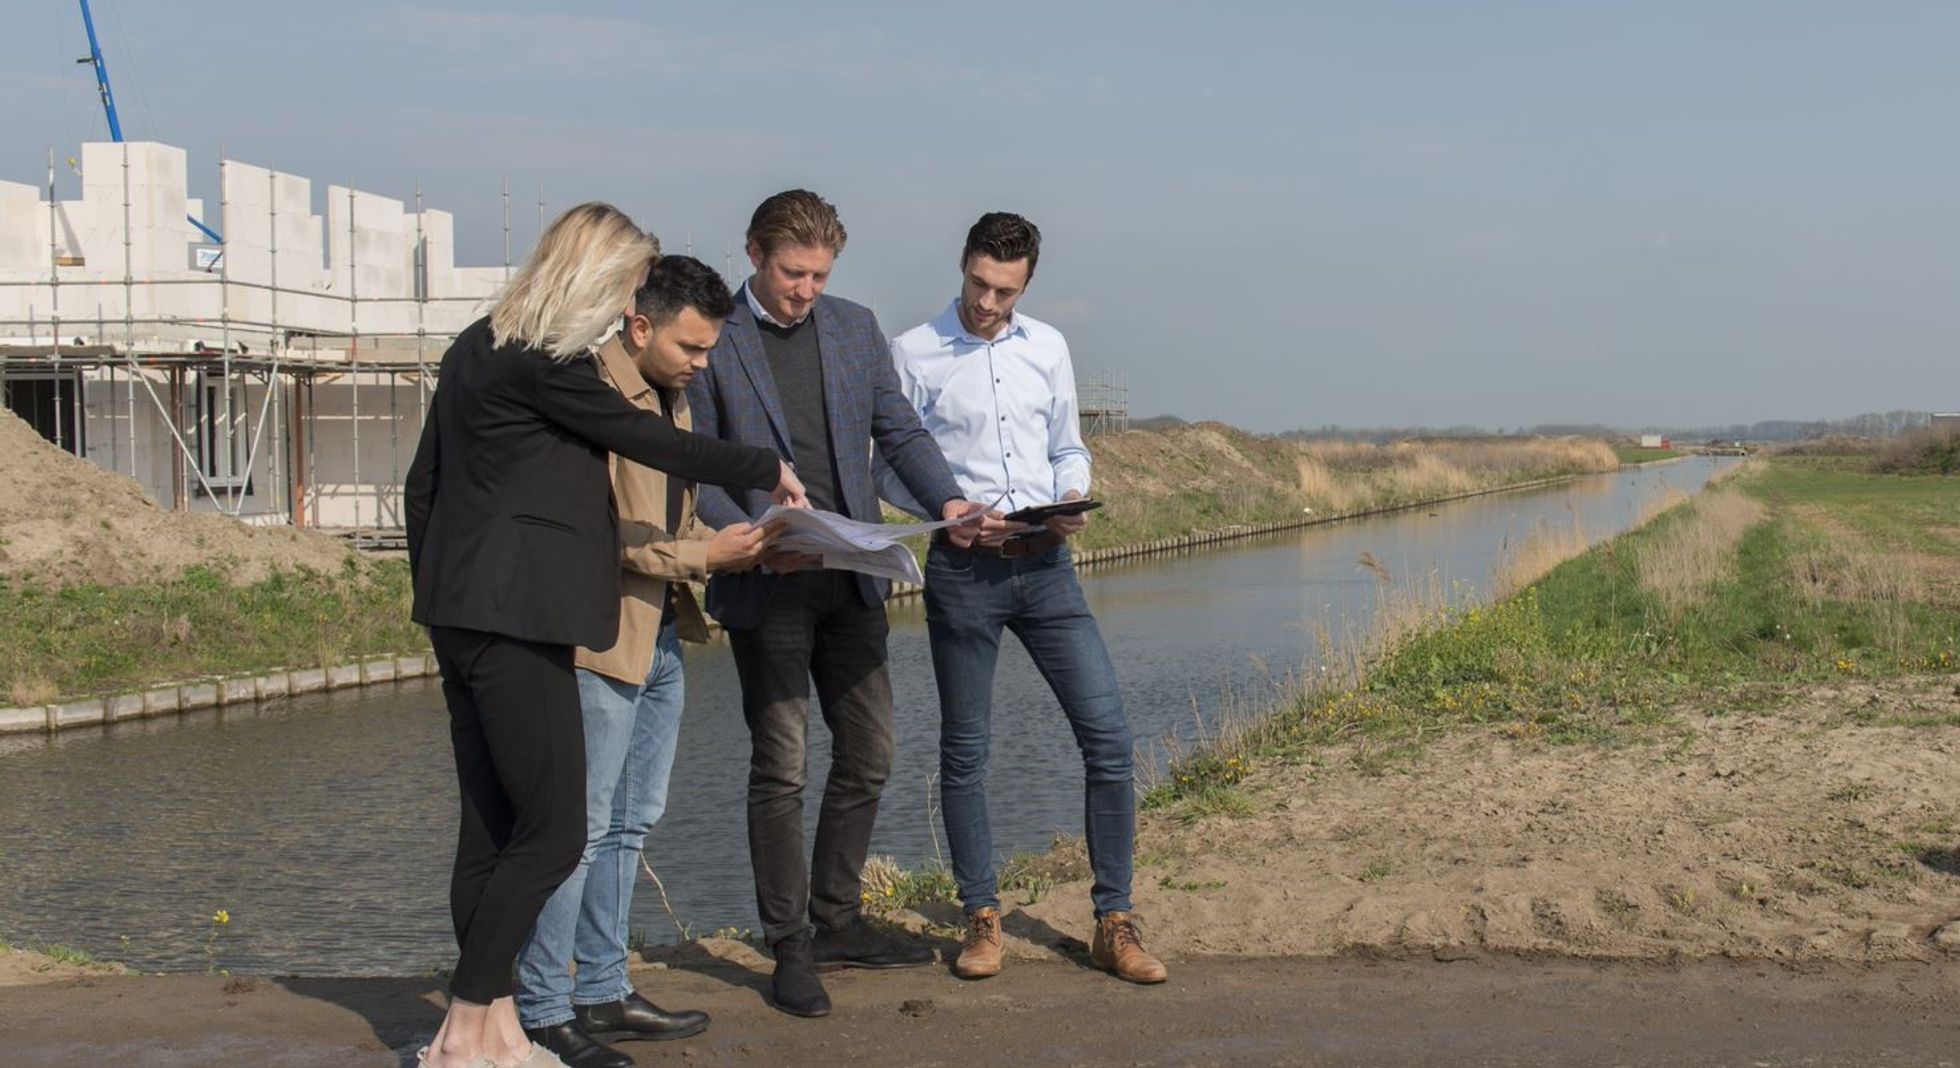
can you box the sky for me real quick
[4,1,1957,432]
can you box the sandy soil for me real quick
[1,954,1954,1067]
[991,676,1960,966]
[0,947,124,987]
[0,410,353,587]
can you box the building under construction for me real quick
[0,139,509,533]
[2,140,1134,537]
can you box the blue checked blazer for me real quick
[688,289,964,629]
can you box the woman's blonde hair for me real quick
[489,202,660,360]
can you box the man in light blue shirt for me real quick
[881,213,1166,986]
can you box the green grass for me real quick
[1750,460,1960,557]
[0,559,424,703]
[1614,446,1678,465]
[861,861,958,912]
[1143,457,1960,813]
[1,941,101,967]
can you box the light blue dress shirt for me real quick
[879,299,1092,519]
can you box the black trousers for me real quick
[429,625,587,1004]
[726,570,896,946]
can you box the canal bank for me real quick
[0,458,1737,976]
[2,419,1621,714]
[0,471,1597,738]
[973,456,1960,969]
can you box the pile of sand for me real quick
[0,410,355,588]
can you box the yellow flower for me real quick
[212,909,230,925]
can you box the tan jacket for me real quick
[574,339,715,684]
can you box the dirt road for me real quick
[3,953,1956,1068]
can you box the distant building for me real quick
[1933,413,1960,437]
[1639,434,1672,449]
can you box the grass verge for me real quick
[1142,457,1960,821]
[0,558,424,704]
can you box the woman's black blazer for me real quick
[404,318,777,649]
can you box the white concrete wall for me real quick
[0,140,498,350]
[0,182,44,270]
[301,373,429,528]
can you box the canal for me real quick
[0,458,1734,975]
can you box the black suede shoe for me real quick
[769,930,832,1018]
[575,992,710,1042]
[812,916,936,970]
[523,1021,632,1068]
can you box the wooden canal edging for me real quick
[2,471,1598,737]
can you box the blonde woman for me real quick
[403,203,802,1068]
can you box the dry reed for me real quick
[1293,438,1617,515]
[1790,537,1932,659]
[1634,489,1768,618]
[1489,513,1592,600]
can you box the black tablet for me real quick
[1005,498,1103,524]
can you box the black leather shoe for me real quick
[523,1021,632,1068]
[768,930,832,1018]
[812,916,935,970]
[575,992,710,1042]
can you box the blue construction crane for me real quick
[77,0,224,246]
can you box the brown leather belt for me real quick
[935,530,1066,558]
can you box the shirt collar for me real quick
[594,336,657,404]
[940,298,1028,346]
[744,279,809,328]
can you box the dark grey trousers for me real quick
[726,569,896,946]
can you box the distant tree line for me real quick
[1122,410,1939,444]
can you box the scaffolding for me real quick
[0,141,540,542]
[6,141,1140,542]
[1078,367,1130,437]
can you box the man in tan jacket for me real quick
[515,256,776,1068]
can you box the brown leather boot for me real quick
[1091,912,1168,984]
[952,907,1003,979]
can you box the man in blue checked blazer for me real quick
[686,190,982,1019]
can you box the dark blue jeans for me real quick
[924,540,1135,917]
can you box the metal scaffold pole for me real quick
[348,183,362,532]
[48,148,65,453]
[269,165,285,522]
[103,304,116,472]
[306,373,317,528]
[220,146,236,514]
[122,141,135,479]
[414,181,428,418]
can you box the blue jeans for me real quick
[516,623,684,1029]
[923,541,1135,917]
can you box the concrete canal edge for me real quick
[3,470,1613,738]
[0,654,440,738]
